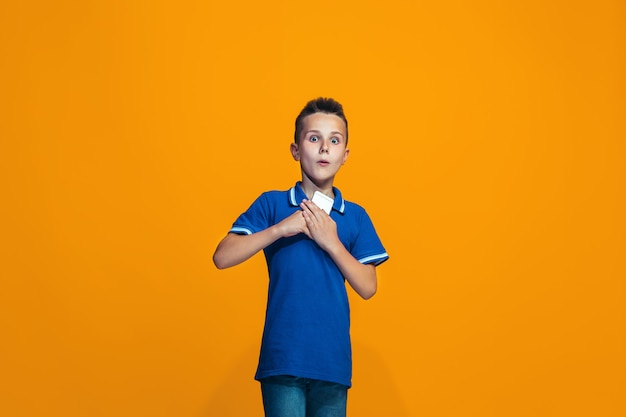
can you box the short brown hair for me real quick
[294,97,348,144]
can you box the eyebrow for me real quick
[306,130,345,137]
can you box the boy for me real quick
[213,97,388,417]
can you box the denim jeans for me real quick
[260,375,348,417]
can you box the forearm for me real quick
[298,200,378,298]
[213,227,281,269]
[327,244,377,299]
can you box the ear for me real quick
[341,147,350,165]
[290,143,300,161]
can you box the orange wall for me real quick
[2,1,625,416]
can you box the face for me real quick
[291,112,349,187]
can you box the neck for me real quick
[300,175,334,200]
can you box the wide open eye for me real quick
[330,137,340,145]
[309,135,319,142]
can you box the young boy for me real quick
[213,97,388,417]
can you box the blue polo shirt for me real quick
[229,182,388,387]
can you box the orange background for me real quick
[2,1,625,416]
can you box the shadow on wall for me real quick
[202,342,409,417]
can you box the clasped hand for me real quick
[276,200,340,252]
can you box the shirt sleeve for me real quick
[350,208,389,266]
[229,193,271,235]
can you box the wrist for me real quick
[271,224,285,239]
[322,238,343,255]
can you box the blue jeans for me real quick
[260,375,348,417]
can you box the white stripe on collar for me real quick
[289,186,297,206]
[288,184,345,214]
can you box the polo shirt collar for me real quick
[289,182,345,214]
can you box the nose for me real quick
[320,139,329,153]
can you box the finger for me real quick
[300,202,319,221]
[298,210,309,227]
[303,200,324,219]
[298,211,313,237]
[300,207,314,225]
[300,200,312,213]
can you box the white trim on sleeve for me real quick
[230,227,253,235]
[358,252,389,265]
